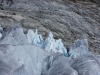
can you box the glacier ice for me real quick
[0,26,67,56]
[43,32,55,52]
[55,39,67,56]
[0,26,88,57]
[0,26,27,45]
[0,26,100,75]
[0,26,3,33]
[43,32,67,54]
[0,33,2,39]
[27,29,43,47]
[42,53,78,75]
[69,39,88,59]
[0,26,88,58]
[27,30,67,56]
[0,44,50,75]
[71,54,100,75]
[27,29,89,58]
[0,26,3,39]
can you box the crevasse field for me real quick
[0,26,100,75]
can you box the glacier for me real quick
[27,29,67,56]
[1,26,87,57]
[0,26,3,39]
[0,26,27,45]
[0,26,100,75]
[27,29,43,47]
[69,39,88,59]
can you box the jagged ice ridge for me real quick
[0,26,92,75]
[0,26,88,57]
[26,28,88,57]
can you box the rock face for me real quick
[92,0,100,5]
[0,0,100,54]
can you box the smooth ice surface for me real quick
[69,39,88,58]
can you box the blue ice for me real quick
[27,30,67,56]
[69,39,88,58]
